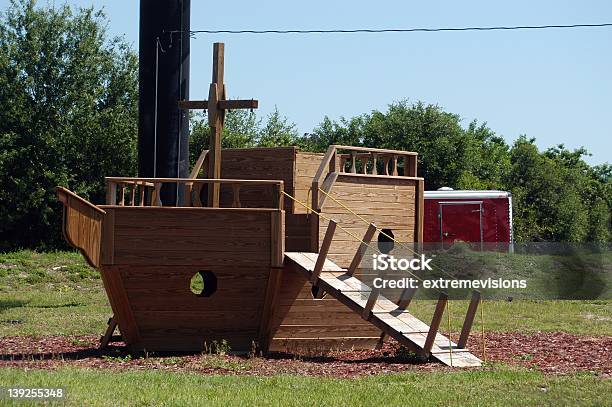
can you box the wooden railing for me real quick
[312,145,419,210]
[105,177,284,210]
[57,187,106,268]
[313,145,418,185]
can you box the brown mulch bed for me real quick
[0,332,610,377]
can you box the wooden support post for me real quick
[106,181,116,205]
[329,151,338,173]
[193,183,203,207]
[118,183,125,206]
[350,152,357,173]
[408,155,418,177]
[232,184,241,208]
[207,82,222,207]
[149,185,156,207]
[100,316,117,349]
[189,150,209,179]
[361,157,368,174]
[372,154,378,175]
[274,181,284,211]
[384,157,390,175]
[415,179,424,244]
[362,286,380,320]
[458,290,481,348]
[207,42,225,206]
[423,293,448,355]
[397,286,418,310]
[317,172,338,209]
[392,155,398,176]
[363,258,384,320]
[129,184,136,206]
[270,211,284,268]
[311,220,337,285]
[175,43,258,208]
[183,183,193,207]
[258,267,282,352]
[347,223,377,276]
[154,183,162,206]
[378,284,418,346]
[311,181,319,212]
[139,182,146,206]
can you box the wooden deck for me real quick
[285,252,482,368]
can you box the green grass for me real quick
[0,251,109,337]
[418,243,612,300]
[0,251,99,288]
[0,367,609,406]
[0,250,611,337]
[1,250,611,406]
[410,299,612,336]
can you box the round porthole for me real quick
[190,271,217,297]
[378,229,395,254]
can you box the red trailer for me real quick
[423,188,513,248]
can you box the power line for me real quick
[175,23,612,36]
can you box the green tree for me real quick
[504,138,594,242]
[258,108,300,147]
[0,0,138,250]
[302,101,510,190]
[302,102,609,243]
[189,108,300,168]
[544,145,610,242]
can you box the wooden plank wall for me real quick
[98,207,282,352]
[268,264,380,353]
[108,208,273,266]
[269,162,424,354]
[319,174,421,268]
[293,152,324,214]
[117,265,270,351]
[220,147,296,212]
[285,214,313,252]
[217,148,323,215]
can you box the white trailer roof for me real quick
[424,190,511,199]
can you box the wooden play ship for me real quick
[56,44,482,367]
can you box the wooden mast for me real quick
[179,43,258,207]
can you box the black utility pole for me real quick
[139,0,190,204]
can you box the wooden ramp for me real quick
[285,252,482,368]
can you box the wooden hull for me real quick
[57,146,425,354]
[101,207,283,352]
[58,191,285,352]
[100,265,270,352]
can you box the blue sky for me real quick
[3,0,611,165]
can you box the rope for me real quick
[283,188,483,364]
[317,184,489,361]
[153,37,162,178]
[281,190,432,286]
[282,190,376,251]
[447,300,453,367]
[318,187,464,283]
[318,187,376,231]
[481,297,487,363]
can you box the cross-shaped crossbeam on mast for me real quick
[178,42,258,207]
